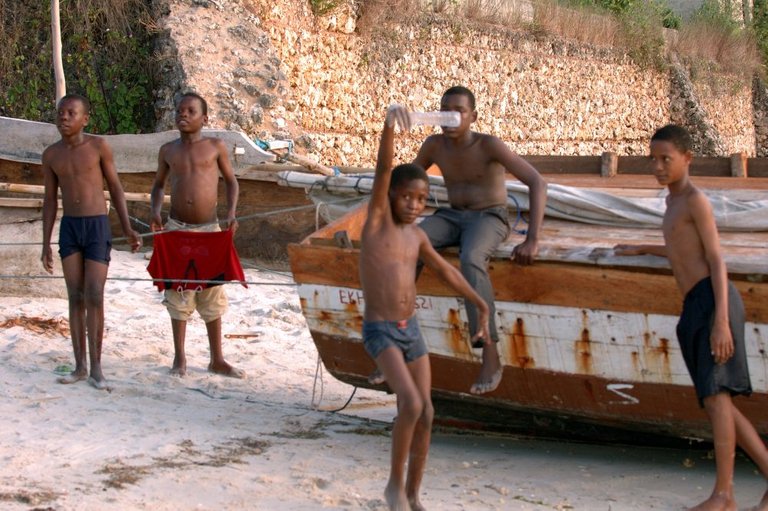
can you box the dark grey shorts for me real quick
[58,215,112,264]
[362,316,428,363]
[677,277,752,407]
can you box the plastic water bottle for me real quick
[409,111,461,128]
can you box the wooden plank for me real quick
[288,242,768,323]
[748,158,768,178]
[523,155,602,174]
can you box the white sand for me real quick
[1,249,766,510]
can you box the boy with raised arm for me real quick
[149,92,244,379]
[361,104,490,511]
[41,93,141,390]
[615,124,768,511]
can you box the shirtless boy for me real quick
[362,104,490,511]
[41,93,141,390]
[412,86,546,395]
[150,92,243,378]
[615,124,768,511]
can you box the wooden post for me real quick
[601,151,618,177]
[730,152,748,177]
[51,0,66,104]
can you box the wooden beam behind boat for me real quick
[0,182,169,204]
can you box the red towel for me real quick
[147,229,247,292]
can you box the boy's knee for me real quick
[399,395,426,422]
[420,401,434,425]
[67,289,85,305]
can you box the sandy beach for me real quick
[1,248,766,511]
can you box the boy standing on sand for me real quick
[361,104,490,511]
[615,124,768,511]
[41,93,141,390]
[150,92,244,379]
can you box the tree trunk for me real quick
[51,0,66,104]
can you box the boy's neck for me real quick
[444,129,474,147]
[178,130,203,143]
[61,131,86,147]
[667,174,692,196]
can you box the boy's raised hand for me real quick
[385,104,412,131]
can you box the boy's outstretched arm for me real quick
[690,192,733,364]
[40,150,58,274]
[100,139,141,252]
[419,234,490,344]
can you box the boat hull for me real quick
[289,240,768,443]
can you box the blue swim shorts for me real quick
[58,215,112,264]
[362,316,428,363]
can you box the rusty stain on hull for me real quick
[575,310,593,374]
[344,301,363,332]
[509,317,535,368]
[446,308,471,358]
[642,323,673,383]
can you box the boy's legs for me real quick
[694,392,737,511]
[82,259,109,389]
[170,317,188,376]
[732,404,768,509]
[205,317,245,378]
[59,253,88,383]
[375,346,426,511]
[405,354,433,511]
[198,286,244,378]
[458,209,508,395]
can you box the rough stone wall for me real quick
[688,71,755,155]
[154,0,758,169]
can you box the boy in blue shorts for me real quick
[616,124,768,511]
[360,104,489,511]
[41,94,141,390]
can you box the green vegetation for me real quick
[564,0,681,29]
[0,0,156,134]
[754,0,768,68]
[309,0,343,16]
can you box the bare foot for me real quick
[57,370,87,385]
[169,365,186,377]
[687,491,736,511]
[469,343,503,395]
[368,368,385,385]
[408,495,426,511]
[87,376,112,392]
[385,480,408,511]
[208,361,246,379]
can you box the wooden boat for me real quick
[0,115,339,262]
[287,167,768,444]
[0,196,67,298]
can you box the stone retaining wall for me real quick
[154,0,761,168]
